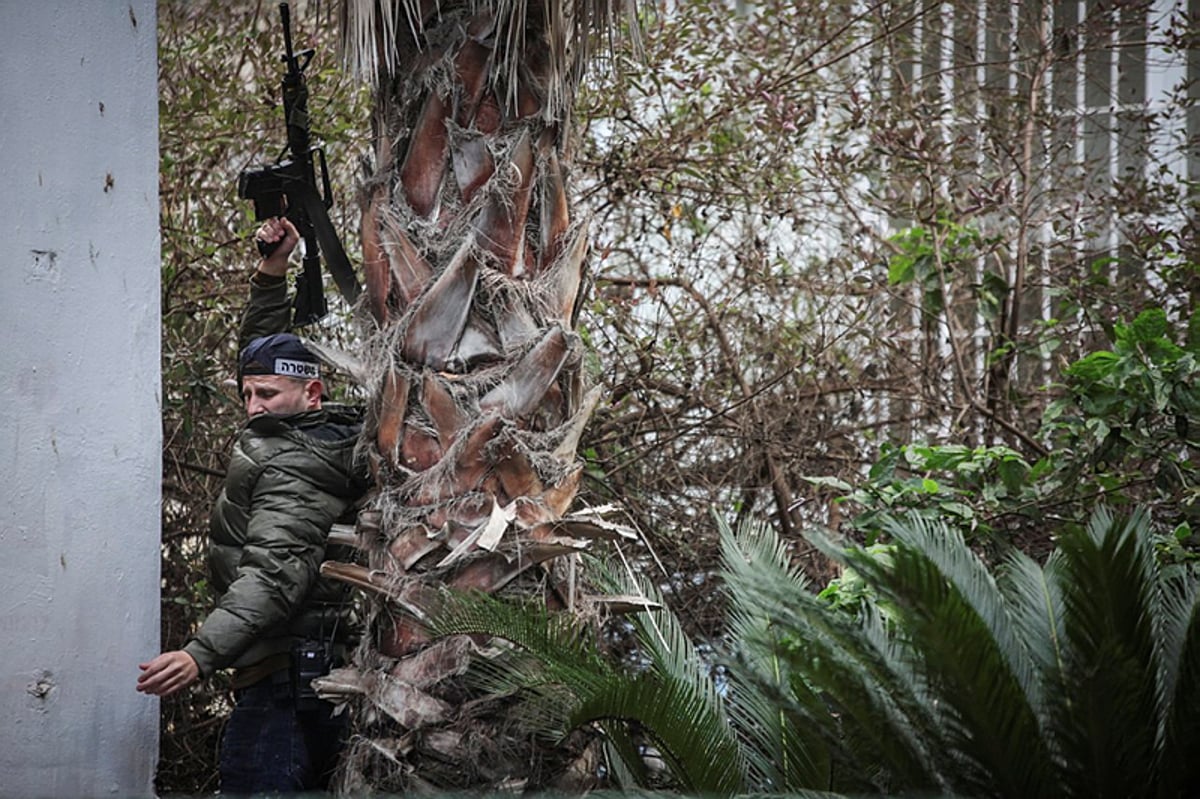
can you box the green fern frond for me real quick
[994,545,1070,763]
[1047,507,1167,796]
[836,516,1056,796]
[732,548,947,793]
[427,588,610,674]
[881,515,1042,707]
[598,720,650,789]
[588,558,726,712]
[571,670,745,796]
[422,505,1200,797]
[996,548,1067,682]
[717,513,831,791]
[425,568,745,793]
[423,588,616,739]
[1158,564,1200,793]
[585,556,748,793]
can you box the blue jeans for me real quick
[219,676,347,795]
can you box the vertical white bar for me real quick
[0,2,161,797]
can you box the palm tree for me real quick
[312,0,641,791]
[422,507,1200,796]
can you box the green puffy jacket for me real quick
[183,276,367,677]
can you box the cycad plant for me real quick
[423,507,1200,797]
[759,506,1200,797]
[425,554,760,795]
[311,0,641,792]
[421,524,829,794]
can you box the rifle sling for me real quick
[295,184,362,306]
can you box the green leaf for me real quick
[888,253,916,285]
[980,269,1010,307]
[1130,307,1169,344]
[940,501,976,519]
[1065,351,1120,383]
[869,445,901,481]
[997,457,1030,495]
[802,475,854,492]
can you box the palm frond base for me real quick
[334,667,605,794]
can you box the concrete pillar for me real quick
[0,2,161,796]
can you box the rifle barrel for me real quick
[280,3,295,65]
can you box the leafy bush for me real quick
[808,306,1198,552]
[1044,307,1198,520]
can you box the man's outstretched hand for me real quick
[137,650,199,698]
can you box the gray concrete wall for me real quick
[0,2,161,797]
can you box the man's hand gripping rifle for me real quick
[238,2,360,325]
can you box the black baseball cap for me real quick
[238,333,321,380]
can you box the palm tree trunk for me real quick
[318,1,631,791]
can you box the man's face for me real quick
[241,374,321,418]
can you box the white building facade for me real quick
[0,2,161,796]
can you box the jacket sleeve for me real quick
[183,451,351,677]
[237,272,292,352]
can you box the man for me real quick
[138,217,367,793]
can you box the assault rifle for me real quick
[237,2,360,325]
